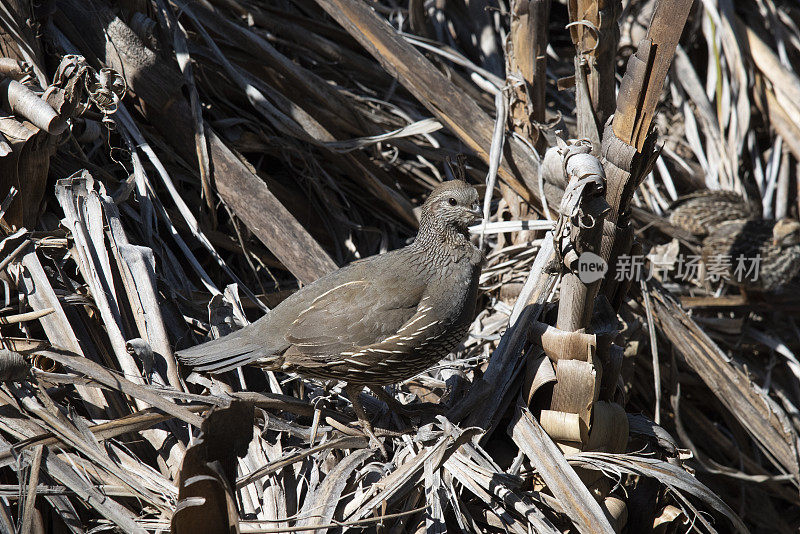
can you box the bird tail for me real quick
[175,328,283,374]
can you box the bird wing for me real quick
[285,268,426,358]
[285,291,455,381]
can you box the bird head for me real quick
[421,180,481,231]
[772,218,800,247]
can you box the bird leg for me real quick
[344,384,387,457]
[368,386,445,417]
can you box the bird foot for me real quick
[358,422,387,458]
[345,384,388,458]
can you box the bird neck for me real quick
[413,217,473,256]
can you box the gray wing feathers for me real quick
[285,271,424,357]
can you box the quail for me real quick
[701,218,800,292]
[177,180,483,452]
[669,190,759,237]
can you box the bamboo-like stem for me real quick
[505,0,551,268]
[568,0,621,129]
[509,0,551,150]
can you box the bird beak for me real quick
[467,207,483,222]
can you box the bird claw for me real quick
[344,385,389,458]
[359,423,387,458]
[369,438,388,459]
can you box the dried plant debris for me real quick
[172,401,253,534]
[0,0,797,532]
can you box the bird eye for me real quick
[448,197,457,206]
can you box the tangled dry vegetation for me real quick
[0,0,799,532]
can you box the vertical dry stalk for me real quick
[543,144,622,500]
[508,0,551,151]
[527,0,693,525]
[505,0,551,261]
[516,142,626,530]
[568,0,620,130]
[554,143,608,331]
